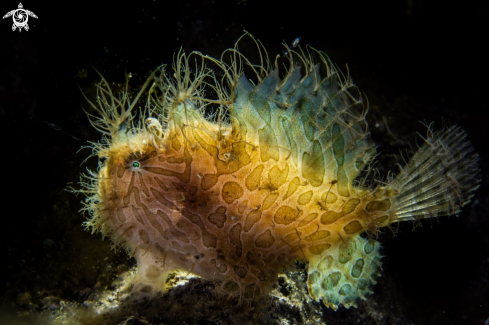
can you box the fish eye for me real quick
[132,161,140,169]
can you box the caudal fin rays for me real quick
[389,124,480,222]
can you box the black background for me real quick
[1,0,488,324]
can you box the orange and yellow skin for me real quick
[91,108,393,307]
[79,35,479,309]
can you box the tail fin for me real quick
[390,124,480,222]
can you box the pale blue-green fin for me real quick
[307,236,382,310]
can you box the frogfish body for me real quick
[77,34,480,310]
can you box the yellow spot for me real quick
[366,199,392,211]
[262,193,279,210]
[318,256,334,271]
[276,231,300,249]
[302,140,325,187]
[283,177,300,200]
[244,210,262,232]
[238,200,248,214]
[351,259,364,278]
[258,125,279,162]
[297,213,318,227]
[207,207,227,228]
[375,215,389,225]
[201,173,218,190]
[309,244,331,255]
[255,229,275,248]
[245,164,264,191]
[320,211,344,225]
[274,206,301,225]
[298,191,313,205]
[343,221,363,234]
[305,230,330,242]
[336,168,350,197]
[343,198,360,214]
[322,190,337,203]
[338,241,357,264]
[172,134,181,151]
[322,272,342,290]
[268,164,289,189]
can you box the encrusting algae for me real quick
[74,33,480,310]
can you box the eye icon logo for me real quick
[3,3,37,32]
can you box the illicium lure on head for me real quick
[74,33,480,310]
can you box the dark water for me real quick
[1,0,488,324]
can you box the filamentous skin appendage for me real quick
[76,34,480,310]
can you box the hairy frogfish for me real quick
[75,34,480,310]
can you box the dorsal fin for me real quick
[230,48,375,193]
